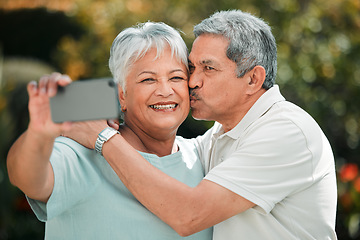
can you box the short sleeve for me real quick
[27,137,102,221]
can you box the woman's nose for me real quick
[155,81,174,97]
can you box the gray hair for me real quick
[193,10,277,89]
[109,22,188,90]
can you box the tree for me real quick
[1,0,359,238]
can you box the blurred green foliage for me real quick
[0,0,359,239]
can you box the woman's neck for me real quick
[119,124,178,157]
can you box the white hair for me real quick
[109,22,188,90]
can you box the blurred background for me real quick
[0,0,359,239]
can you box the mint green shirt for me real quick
[28,136,212,240]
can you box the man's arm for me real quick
[102,134,255,236]
[7,73,72,202]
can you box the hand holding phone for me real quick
[50,78,120,123]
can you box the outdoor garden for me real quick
[0,0,359,239]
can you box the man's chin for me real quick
[190,109,206,121]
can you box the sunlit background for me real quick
[0,0,359,239]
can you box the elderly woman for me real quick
[7,22,212,239]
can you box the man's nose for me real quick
[189,70,203,89]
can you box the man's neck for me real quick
[220,89,266,132]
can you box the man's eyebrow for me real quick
[188,59,215,65]
[201,59,214,65]
[202,59,222,69]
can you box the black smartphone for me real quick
[50,78,120,123]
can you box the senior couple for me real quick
[7,9,337,240]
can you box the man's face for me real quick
[188,34,250,129]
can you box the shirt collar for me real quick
[217,85,285,139]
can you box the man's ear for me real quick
[246,66,266,95]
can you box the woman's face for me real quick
[119,46,189,136]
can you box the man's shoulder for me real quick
[264,100,322,138]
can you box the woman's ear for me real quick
[246,65,266,95]
[118,86,127,112]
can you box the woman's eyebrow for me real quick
[138,69,186,76]
[137,71,155,77]
[170,69,186,74]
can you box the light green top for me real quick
[28,136,212,240]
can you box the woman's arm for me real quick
[7,73,72,202]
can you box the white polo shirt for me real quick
[194,85,337,240]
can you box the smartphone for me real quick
[50,78,120,123]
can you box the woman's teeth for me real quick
[150,104,177,109]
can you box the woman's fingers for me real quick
[47,73,61,97]
[46,72,72,97]
[27,73,72,98]
[27,81,39,98]
[38,74,49,95]
[57,74,72,86]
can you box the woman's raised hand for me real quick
[27,72,73,139]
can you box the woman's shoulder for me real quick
[54,136,94,156]
[51,137,101,175]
